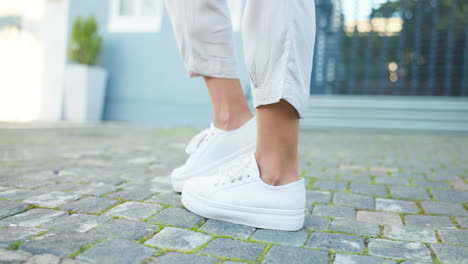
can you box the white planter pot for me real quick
[64,64,107,122]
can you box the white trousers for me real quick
[165,0,316,117]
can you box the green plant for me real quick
[69,16,102,65]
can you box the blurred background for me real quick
[0,0,467,131]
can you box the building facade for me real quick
[68,0,468,131]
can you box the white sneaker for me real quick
[171,117,257,192]
[181,152,306,231]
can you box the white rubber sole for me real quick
[181,191,305,231]
[171,143,255,192]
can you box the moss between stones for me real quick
[425,187,435,201]
[141,250,165,264]
[449,216,466,230]
[433,229,443,243]
[136,227,162,244]
[84,222,105,233]
[7,241,23,250]
[26,204,37,210]
[142,206,167,223]
[96,199,126,216]
[256,243,273,262]
[194,228,233,240]
[414,201,426,214]
[424,242,443,264]
[68,238,107,258]
[100,187,125,198]
[327,249,335,264]
[378,225,385,238]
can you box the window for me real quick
[109,0,163,33]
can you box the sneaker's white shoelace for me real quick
[214,154,254,186]
[185,127,215,155]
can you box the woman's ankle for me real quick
[214,110,253,131]
[255,152,299,186]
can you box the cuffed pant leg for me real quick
[164,0,239,79]
[242,0,316,117]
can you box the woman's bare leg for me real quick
[255,99,299,186]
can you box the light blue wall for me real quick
[68,0,251,126]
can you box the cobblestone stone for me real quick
[106,188,155,201]
[412,180,451,189]
[23,191,80,208]
[60,197,119,214]
[312,205,356,219]
[431,243,468,263]
[145,192,183,207]
[390,186,430,200]
[148,252,218,264]
[251,228,309,246]
[34,183,80,193]
[41,214,111,233]
[376,198,419,213]
[453,180,468,191]
[199,219,255,239]
[420,201,468,216]
[313,180,347,191]
[438,229,468,246]
[368,239,432,262]
[334,253,394,264]
[431,189,468,203]
[400,261,431,264]
[20,229,97,257]
[145,227,211,250]
[306,190,332,204]
[101,201,163,220]
[0,248,32,263]
[307,232,364,253]
[304,214,330,231]
[88,218,157,240]
[384,225,437,243]
[333,192,375,210]
[71,184,119,196]
[148,207,204,228]
[77,238,158,264]
[330,219,380,236]
[0,226,47,248]
[350,183,388,196]
[374,177,409,186]
[61,258,92,264]
[0,209,68,227]
[306,171,338,179]
[390,172,425,180]
[24,254,61,264]
[0,188,45,201]
[201,238,265,262]
[456,216,468,228]
[338,173,372,182]
[404,215,456,229]
[426,170,462,181]
[357,211,403,226]
[263,245,329,264]
[0,200,29,219]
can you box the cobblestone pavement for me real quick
[0,122,467,264]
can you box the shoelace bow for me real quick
[214,154,253,186]
[185,127,215,155]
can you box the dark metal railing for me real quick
[311,0,468,96]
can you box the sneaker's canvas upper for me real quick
[183,152,306,212]
[172,117,257,182]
